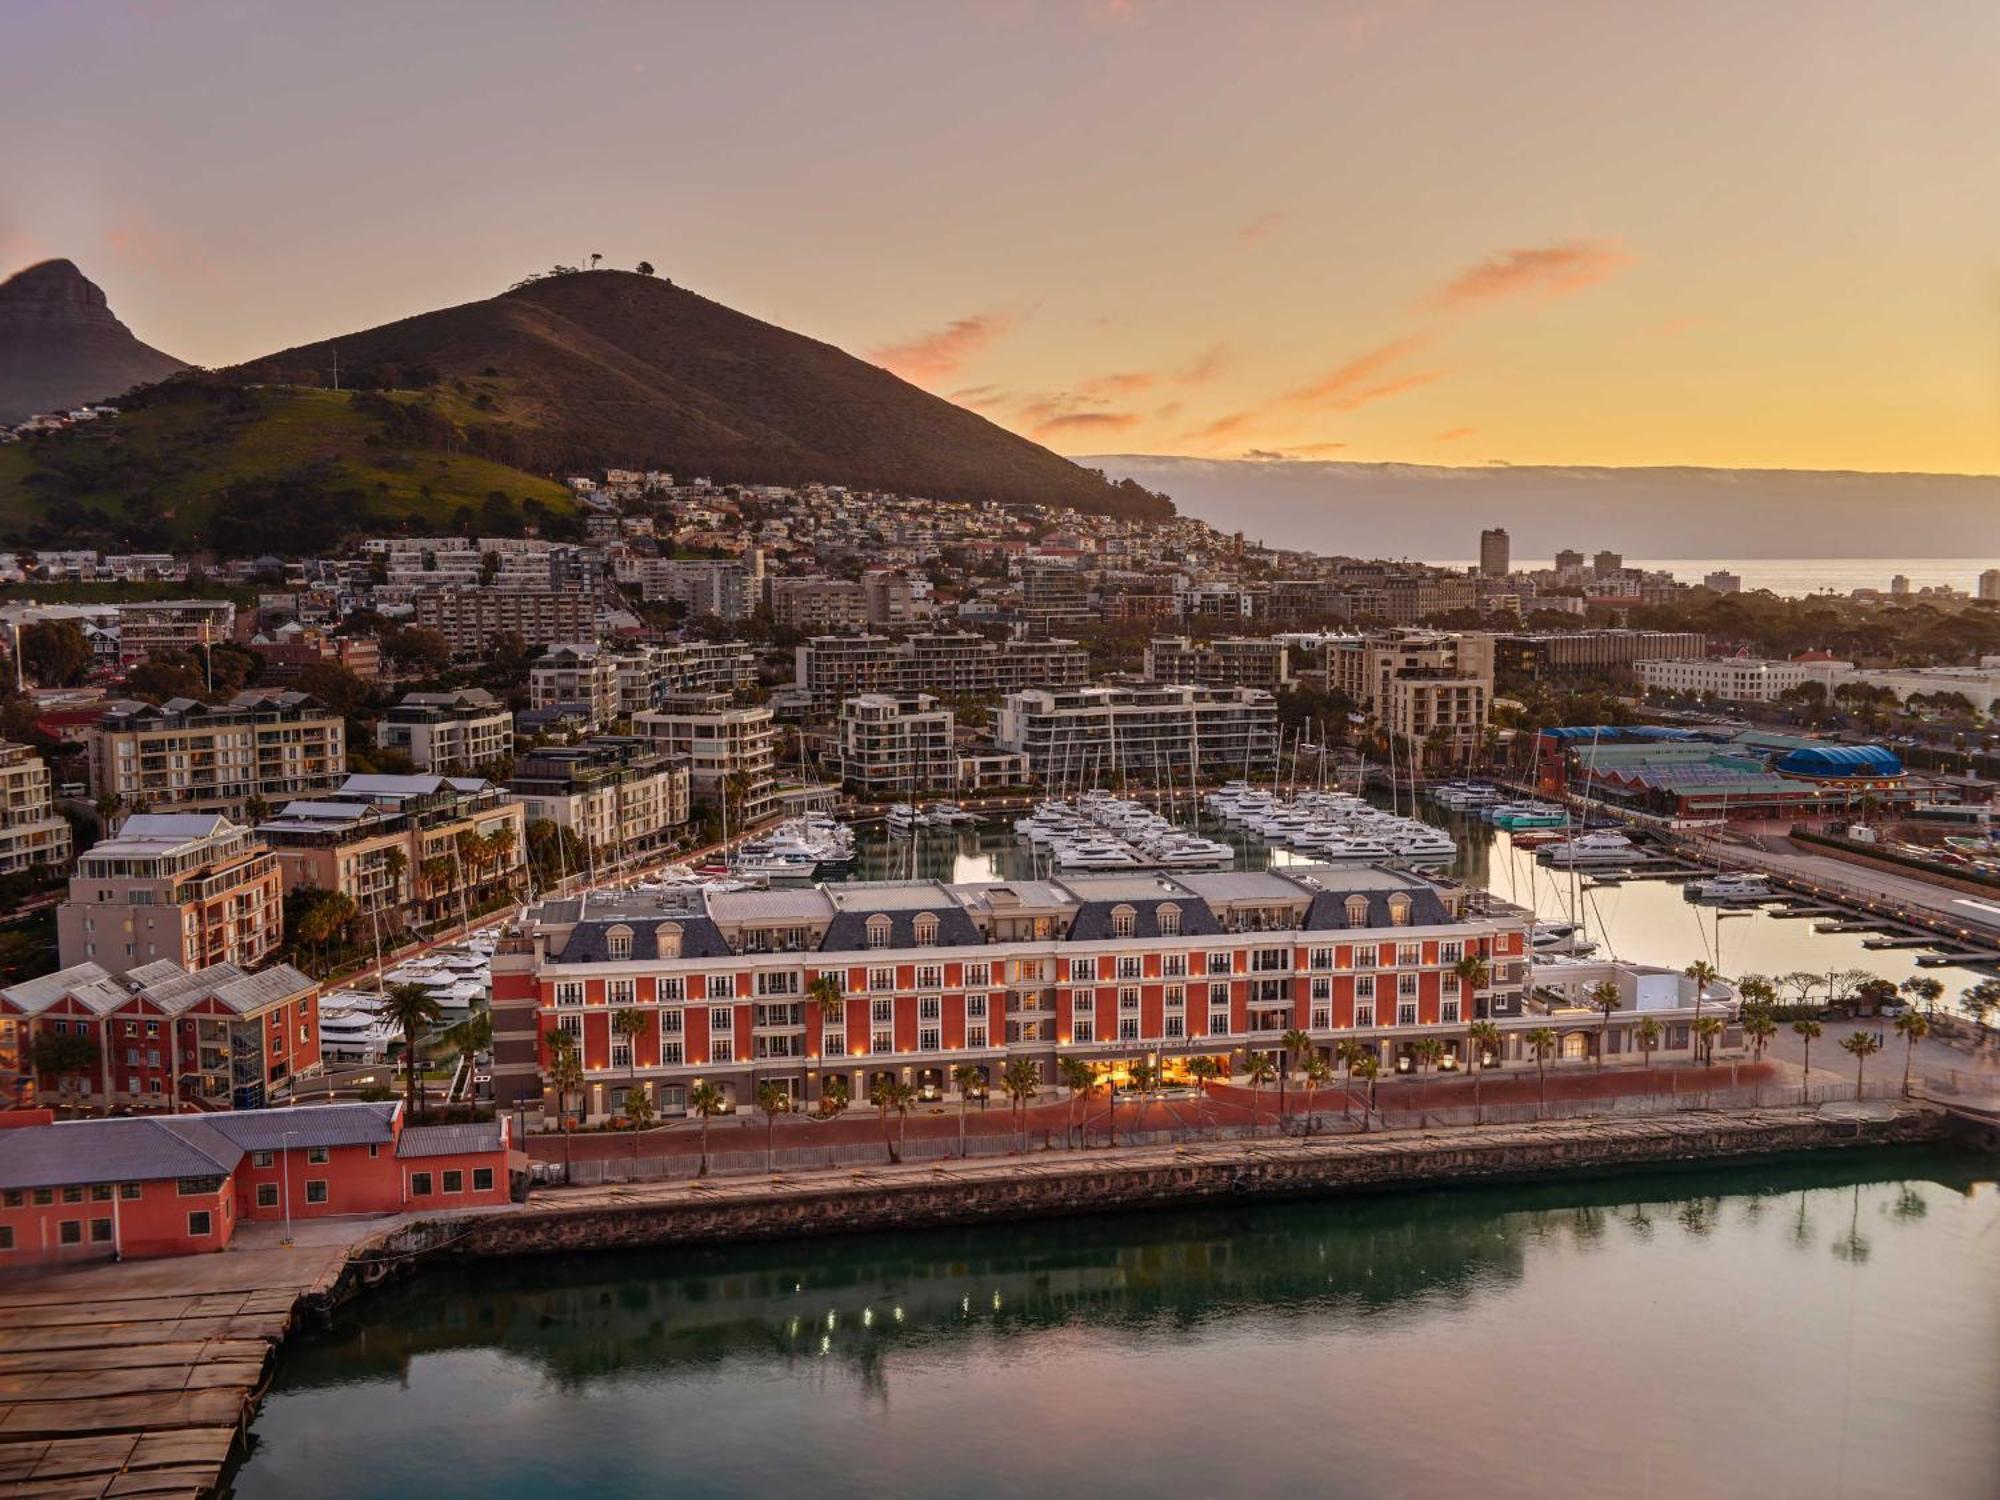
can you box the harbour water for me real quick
[1429,556,2000,597]
[233,1151,1999,1499]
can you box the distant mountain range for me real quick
[0,260,186,423]
[1079,455,2000,560]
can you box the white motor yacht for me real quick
[1530,920,1599,956]
[1538,830,1640,867]
[1688,871,1774,904]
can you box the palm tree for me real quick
[1185,1055,1223,1134]
[1244,1053,1277,1136]
[1411,1036,1446,1121]
[1129,1058,1159,1137]
[431,1010,491,1099]
[1301,1054,1331,1130]
[381,982,444,1119]
[819,1075,850,1120]
[868,1077,904,1163]
[380,846,409,912]
[624,1086,655,1160]
[1694,1015,1725,1103]
[756,1080,791,1171]
[1001,1058,1040,1152]
[1587,980,1622,1070]
[688,1081,726,1175]
[1840,1031,1881,1100]
[1352,1053,1380,1131]
[1279,1025,1313,1125]
[1683,959,1720,1039]
[1334,1039,1364,1120]
[544,1031,584,1176]
[611,1007,647,1096]
[1792,1016,1824,1092]
[1452,952,1491,1020]
[805,972,843,1059]
[1467,1020,1501,1125]
[953,1063,985,1156]
[1635,1016,1663,1093]
[1892,1010,1930,1098]
[1742,1010,1777,1064]
[1524,1026,1558,1118]
[1057,1056,1094,1148]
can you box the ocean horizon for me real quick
[1425,557,2000,599]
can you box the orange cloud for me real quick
[1235,211,1284,249]
[950,384,1013,411]
[1079,371,1156,399]
[1242,442,1349,461]
[1036,411,1140,438]
[1425,238,1633,312]
[1175,345,1229,384]
[871,312,1013,384]
[1282,335,1442,410]
[1434,426,1476,442]
[1185,410,1255,444]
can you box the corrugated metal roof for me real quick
[0,1117,242,1191]
[211,964,315,1015]
[1,962,120,1015]
[396,1121,504,1159]
[204,1101,400,1152]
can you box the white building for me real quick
[0,741,73,874]
[375,689,513,773]
[834,693,957,797]
[996,683,1278,784]
[1636,656,1811,702]
[633,693,779,824]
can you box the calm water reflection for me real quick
[236,1153,1999,1500]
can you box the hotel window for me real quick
[1345,895,1370,928]
[913,914,939,946]
[1163,953,1187,978]
[306,1180,328,1205]
[964,962,990,988]
[411,1173,433,1196]
[607,979,635,1006]
[558,1014,582,1039]
[1164,1013,1185,1039]
[1397,1001,1418,1027]
[1111,905,1137,938]
[1354,946,1377,969]
[307,1146,329,1165]
[1441,941,1463,965]
[1208,1009,1231,1036]
[1355,1003,1375,1028]
[1119,1017,1140,1041]
[916,964,942,989]
[1399,944,1421,968]
[1158,903,1181,936]
[870,967,896,992]
[661,1040,685,1065]
[661,1008,683,1034]
[1069,958,1095,983]
[659,976,685,1002]
[656,923,683,959]
[612,1043,632,1069]
[1311,977,1332,1002]
[966,993,987,1018]
[1441,999,1461,1025]
[1165,984,1185,1009]
[187,1211,212,1237]
[1356,975,1376,1000]
[822,1029,844,1056]
[1072,993,1094,1018]
[555,981,584,1007]
[606,926,633,961]
[713,1037,736,1064]
[872,998,894,1024]
[1389,894,1412,927]
[866,915,892,949]
[1207,952,1233,976]
[919,996,941,1021]
[1310,947,1334,971]
[1074,1019,1095,1043]
[710,1005,733,1032]
[1311,1007,1331,1029]
[919,1027,941,1052]
[967,1024,988,1048]
[1399,972,1419,998]
[473,1168,495,1192]
[871,1028,894,1054]
[1117,956,1141,980]
[1119,987,1140,1012]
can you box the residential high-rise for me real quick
[57,813,284,975]
[1478,527,1511,577]
[1592,550,1623,577]
[88,691,346,816]
[0,741,73,874]
[1979,568,2000,601]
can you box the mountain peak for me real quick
[0,259,186,422]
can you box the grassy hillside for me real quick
[0,380,576,553]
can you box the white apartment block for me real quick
[996,684,1278,784]
[1637,657,1810,702]
[834,693,957,797]
[633,694,779,824]
[0,741,73,874]
[375,689,513,773]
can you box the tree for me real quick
[432,1010,491,1095]
[1467,1020,1502,1125]
[1588,979,1622,1070]
[1683,960,1720,1038]
[1352,1053,1380,1131]
[28,1029,99,1109]
[1742,1009,1776,1064]
[1900,976,1945,1015]
[1057,1055,1094,1148]
[1301,1053,1331,1128]
[1961,980,2000,1051]
[1453,952,1491,1020]
[818,1075,850,1120]
[805,972,843,1058]
[1001,1057,1040,1152]
[611,1007,647,1093]
[1635,1016,1663,1091]
[380,981,443,1118]
[1892,1010,1931,1098]
[1840,1031,1882,1100]
[1778,971,1823,1009]
[869,1077,912,1163]
[1412,1036,1446,1120]
[688,1088,728,1184]
[20,619,92,687]
[756,1080,791,1172]
[544,1030,584,1176]
[953,1063,985,1157]
[624,1086,656,1160]
[1524,1027,1558,1118]
[1280,1025,1313,1125]
[636,260,655,276]
[1335,1039,1365,1120]
[1735,973,1778,1011]
[1791,1017,1824,1089]
[1244,1053,1277,1136]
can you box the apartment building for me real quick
[528,644,623,727]
[57,814,283,975]
[411,588,598,659]
[87,692,346,817]
[833,693,957,797]
[487,866,1542,1119]
[624,557,759,620]
[507,738,691,867]
[114,599,236,664]
[1020,560,1093,627]
[1363,574,1478,624]
[1636,657,1808,702]
[375,688,512,773]
[0,741,72,875]
[794,632,1090,713]
[255,775,528,929]
[1143,636,1292,692]
[995,683,1279,785]
[378,536,590,593]
[768,577,868,632]
[1479,527,1511,577]
[633,693,779,824]
[1326,630,1495,767]
[248,626,382,684]
[1493,629,1709,681]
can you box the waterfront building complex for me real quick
[634,694,779,824]
[1636,656,1812,702]
[1143,635,1292,692]
[1494,630,1708,681]
[57,814,284,976]
[88,692,346,817]
[832,693,958,796]
[793,632,1090,713]
[507,738,691,865]
[995,683,1279,784]
[1323,629,1493,766]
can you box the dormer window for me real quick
[866,914,893,949]
[605,924,633,961]
[1388,894,1412,927]
[1345,895,1370,929]
[913,913,939,947]
[1111,905,1137,939]
[1157,903,1181,937]
[655,922,682,959]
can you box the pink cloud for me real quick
[1282,335,1442,410]
[1035,411,1141,439]
[1235,211,1284,249]
[1425,238,1633,312]
[871,312,1014,384]
[1079,370,1156,399]
[1433,426,1476,442]
[1174,345,1229,384]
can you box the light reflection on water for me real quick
[235,1153,2000,1500]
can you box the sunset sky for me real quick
[5,0,1997,473]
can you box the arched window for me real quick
[605,924,633,961]
[1157,903,1181,936]
[1345,895,1370,928]
[866,914,893,949]
[913,913,939,946]
[655,922,682,959]
[1387,894,1412,927]
[1111,904,1137,938]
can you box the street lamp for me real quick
[280,1130,295,1247]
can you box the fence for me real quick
[546,1080,1910,1186]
